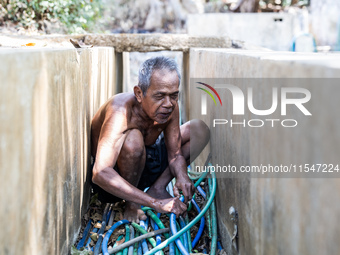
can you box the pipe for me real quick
[191,199,205,249]
[167,182,189,255]
[108,210,115,227]
[140,218,149,254]
[128,226,135,255]
[187,173,201,180]
[106,205,113,222]
[137,241,142,255]
[91,159,216,254]
[205,181,212,239]
[143,171,216,255]
[170,211,189,255]
[169,167,210,255]
[194,170,209,188]
[208,175,217,255]
[217,241,223,251]
[133,231,139,255]
[179,216,190,252]
[186,194,196,212]
[169,233,175,255]
[101,219,130,255]
[150,216,162,255]
[94,221,107,254]
[115,235,125,255]
[94,204,111,255]
[184,214,192,252]
[123,224,131,255]
[131,223,164,255]
[167,180,175,197]
[86,225,98,249]
[104,228,170,255]
[197,185,206,199]
[77,219,92,250]
[146,210,169,239]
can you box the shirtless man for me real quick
[91,56,210,222]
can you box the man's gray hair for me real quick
[138,56,181,95]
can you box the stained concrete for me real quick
[0,47,116,255]
[188,48,340,255]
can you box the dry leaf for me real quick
[90,213,102,222]
[94,222,102,228]
[90,233,98,242]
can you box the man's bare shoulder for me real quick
[106,92,135,112]
[92,93,136,131]
[95,92,135,119]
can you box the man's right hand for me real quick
[154,197,187,216]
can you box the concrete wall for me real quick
[187,48,340,254]
[187,13,300,51]
[0,47,116,255]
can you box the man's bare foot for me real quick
[124,201,147,223]
[147,185,172,199]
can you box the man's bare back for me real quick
[90,57,210,222]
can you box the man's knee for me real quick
[190,119,210,143]
[122,129,145,159]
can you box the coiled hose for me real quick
[81,165,218,255]
[143,171,217,255]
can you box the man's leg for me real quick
[147,119,210,198]
[116,129,147,222]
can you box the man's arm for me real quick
[92,107,186,215]
[164,105,194,203]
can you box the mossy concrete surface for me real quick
[0,47,116,255]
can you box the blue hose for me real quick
[170,212,189,255]
[128,225,135,255]
[179,216,190,252]
[101,220,130,255]
[191,199,205,248]
[144,171,216,255]
[85,226,98,249]
[150,218,162,255]
[94,221,107,255]
[169,196,189,255]
[137,242,143,255]
[84,162,216,254]
[197,186,206,199]
[106,207,112,222]
[94,204,110,255]
[140,218,149,254]
[217,241,223,251]
[77,219,92,250]
[169,233,176,255]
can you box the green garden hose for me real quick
[143,171,217,255]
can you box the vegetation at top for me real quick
[0,0,104,33]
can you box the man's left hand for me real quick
[173,174,195,204]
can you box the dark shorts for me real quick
[90,133,168,203]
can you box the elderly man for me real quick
[91,56,209,222]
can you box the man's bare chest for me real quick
[143,126,164,146]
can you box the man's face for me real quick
[141,69,179,124]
